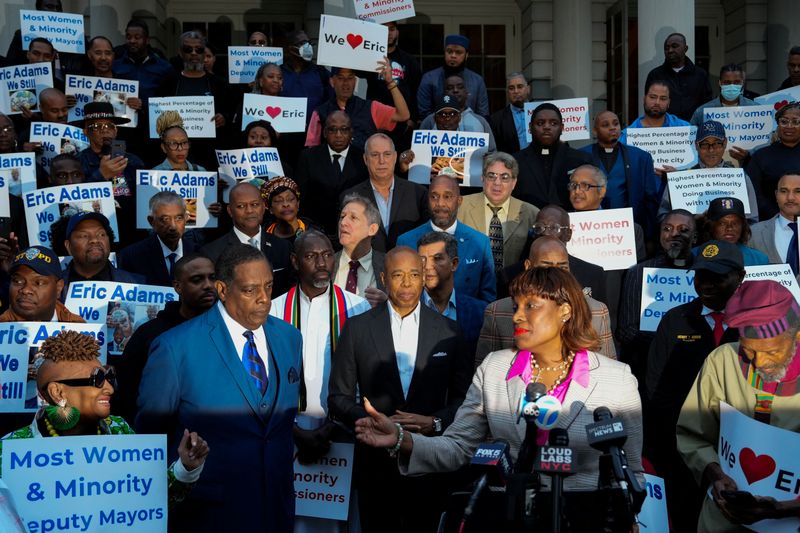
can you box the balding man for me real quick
[475,236,615,366]
[21,88,70,155]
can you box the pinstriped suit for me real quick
[402,349,644,493]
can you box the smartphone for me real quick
[720,490,758,507]
[0,217,11,241]
[111,140,126,157]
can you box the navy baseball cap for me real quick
[12,246,62,278]
[690,240,744,274]
[696,120,726,143]
[65,212,112,240]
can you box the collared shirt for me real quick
[334,249,376,297]
[422,289,457,320]
[371,179,395,230]
[511,104,530,150]
[233,226,260,249]
[216,301,269,378]
[157,236,183,274]
[774,214,796,263]
[431,220,457,235]
[702,305,728,332]
[328,145,350,170]
[483,195,512,231]
[388,301,421,398]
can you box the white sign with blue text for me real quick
[24,182,117,248]
[148,97,215,139]
[136,170,218,229]
[20,10,85,54]
[2,434,168,532]
[524,98,591,142]
[28,121,89,173]
[241,94,307,133]
[566,208,637,271]
[354,0,416,24]
[408,130,489,187]
[294,442,354,520]
[626,126,698,170]
[0,167,10,218]
[216,148,285,201]
[743,264,800,303]
[317,15,389,72]
[755,85,800,110]
[637,474,669,532]
[667,168,751,214]
[703,105,776,152]
[228,46,283,84]
[66,75,139,128]
[0,152,37,197]
[0,63,54,115]
[639,268,697,332]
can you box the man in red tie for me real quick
[643,239,745,531]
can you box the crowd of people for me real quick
[2,1,800,531]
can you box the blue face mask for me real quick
[720,84,743,101]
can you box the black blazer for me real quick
[295,144,369,236]
[200,229,293,297]
[513,142,593,209]
[117,232,202,287]
[497,253,607,304]
[341,177,430,253]
[489,105,521,154]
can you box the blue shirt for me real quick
[280,63,332,122]
[511,105,530,150]
[422,289,457,320]
[112,51,174,101]
[371,180,394,231]
[620,113,691,144]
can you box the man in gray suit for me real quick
[750,172,800,281]
[475,236,616,366]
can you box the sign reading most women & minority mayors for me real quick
[703,105,775,151]
[0,63,53,115]
[625,126,698,169]
[667,168,751,214]
[136,170,218,229]
[565,208,637,270]
[28,121,89,172]
[20,9,85,53]
[24,182,117,248]
[2,434,168,532]
[408,130,489,187]
[66,75,139,128]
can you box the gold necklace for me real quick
[530,352,575,393]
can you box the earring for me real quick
[562,317,569,323]
[45,398,80,431]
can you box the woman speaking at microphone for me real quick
[355,267,644,529]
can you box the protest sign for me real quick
[0,170,9,218]
[241,94,307,133]
[408,130,489,187]
[0,152,37,197]
[294,442,354,520]
[755,85,800,110]
[148,97,215,138]
[703,105,775,151]
[667,168,751,214]
[637,474,669,532]
[354,0,416,24]
[525,98,591,142]
[228,46,283,84]
[216,148,285,201]
[2,434,168,532]
[625,126,698,169]
[29,121,89,172]
[0,322,105,413]
[0,63,54,115]
[719,402,800,533]
[136,170,218,229]
[566,208,637,270]
[64,281,178,358]
[317,15,389,72]
[20,10,85,54]
[24,182,117,248]
[66,75,139,128]
[744,264,800,303]
[639,268,697,332]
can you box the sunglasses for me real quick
[54,366,117,389]
[182,45,204,54]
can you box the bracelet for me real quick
[386,82,398,91]
[387,423,404,457]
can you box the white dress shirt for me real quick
[388,301,421,398]
[483,195,511,231]
[774,214,796,263]
[328,145,350,170]
[157,236,183,274]
[233,225,261,249]
[216,301,269,379]
[334,249,377,297]
[431,220,457,235]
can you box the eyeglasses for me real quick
[181,46,204,54]
[53,366,116,389]
[325,127,351,135]
[0,126,14,135]
[532,222,570,235]
[778,118,800,127]
[87,123,116,133]
[164,140,191,150]
[484,172,514,183]
[436,111,459,119]
[698,141,724,150]
[567,181,604,192]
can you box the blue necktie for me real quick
[788,222,799,276]
[242,330,268,395]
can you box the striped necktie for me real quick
[242,330,268,395]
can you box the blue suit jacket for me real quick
[455,292,488,360]
[397,222,497,303]
[135,305,302,533]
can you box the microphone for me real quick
[585,406,628,482]
[533,394,562,430]
[535,428,574,533]
[517,382,547,423]
[463,440,512,520]
[515,383,546,474]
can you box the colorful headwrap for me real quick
[260,176,300,205]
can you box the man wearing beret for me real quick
[417,35,489,118]
[677,280,800,531]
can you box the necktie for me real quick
[248,236,259,249]
[488,205,504,272]
[166,252,177,279]
[332,154,343,182]
[242,330,268,395]
[788,222,799,276]
[710,312,725,346]
[345,260,359,294]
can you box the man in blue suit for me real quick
[396,174,496,303]
[136,244,302,532]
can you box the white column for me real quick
[767,0,800,91]
[637,0,694,114]
[552,0,593,100]
[88,0,135,44]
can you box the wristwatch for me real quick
[432,417,442,434]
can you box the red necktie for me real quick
[710,312,725,346]
[345,260,359,294]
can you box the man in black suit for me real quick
[295,111,368,238]
[341,133,429,252]
[117,191,202,287]
[201,182,292,297]
[329,246,472,533]
[489,72,531,154]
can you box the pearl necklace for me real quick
[530,352,575,393]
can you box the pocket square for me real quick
[288,366,299,383]
[432,351,448,358]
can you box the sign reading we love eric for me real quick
[317,15,389,72]
[241,94,307,133]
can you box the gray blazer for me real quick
[333,249,386,292]
[749,214,782,264]
[402,349,643,492]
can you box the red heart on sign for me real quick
[265,106,281,119]
[774,100,789,111]
[739,447,776,485]
[346,33,364,49]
